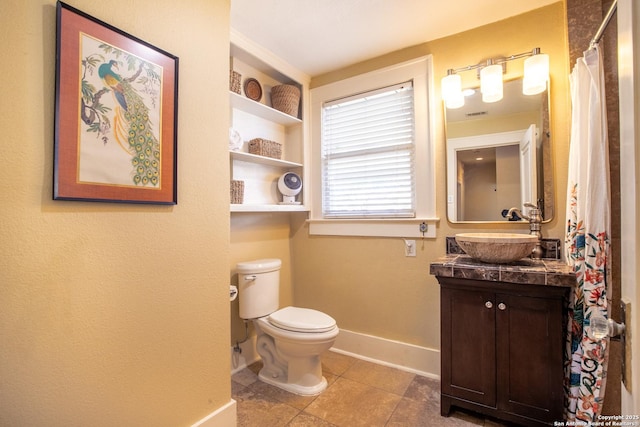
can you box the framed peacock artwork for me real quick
[54,2,178,204]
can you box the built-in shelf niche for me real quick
[229,32,309,212]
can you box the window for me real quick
[322,82,415,218]
[309,56,437,237]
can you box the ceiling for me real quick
[230,0,559,77]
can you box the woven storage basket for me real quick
[230,180,244,204]
[229,70,241,94]
[248,138,282,159]
[270,84,300,117]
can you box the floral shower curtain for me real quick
[564,45,611,421]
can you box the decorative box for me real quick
[230,180,244,204]
[229,70,241,94]
[248,138,282,159]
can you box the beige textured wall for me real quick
[0,1,231,426]
[293,2,570,350]
[447,110,541,137]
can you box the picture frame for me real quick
[54,2,179,204]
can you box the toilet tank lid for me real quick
[269,306,337,333]
[236,258,282,274]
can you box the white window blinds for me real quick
[321,82,416,218]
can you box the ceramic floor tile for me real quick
[386,396,443,426]
[323,370,338,387]
[288,412,338,427]
[389,404,484,426]
[232,367,259,387]
[233,354,492,427]
[234,386,300,427]
[247,379,318,411]
[403,375,441,403]
[231,379,247,396]
[388,389,486,426]
[304,377,401,427]
[342,358,416,396]
[321,350,357,376]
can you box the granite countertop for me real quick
[429,254,576,288]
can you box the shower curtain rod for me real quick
[589,0,618,49]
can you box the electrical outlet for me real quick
[405,240,416,257]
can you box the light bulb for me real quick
[480,64,503,103]
[523,53,549,95]
[446,92,464,109]
[441,73,464,109]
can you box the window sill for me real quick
[307,217,439,238]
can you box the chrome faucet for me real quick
[507,202,543,259]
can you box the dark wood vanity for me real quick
[430,255,575,426]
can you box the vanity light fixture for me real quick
[441,70,464,109]
[480,59,503,103]
[442,47,549,109]
[523,48,550,95]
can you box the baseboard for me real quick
[228,328,440,379]
[332,328,441,379]
[191,399,236,427]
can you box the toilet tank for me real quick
[236,259,281,319]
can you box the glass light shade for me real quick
[480,64,503,103]
[441,73,464,109]
[523,53,549,95]
[445,92,465,109]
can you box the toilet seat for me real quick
[269,306,336,333]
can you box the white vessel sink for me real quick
[455,233,538,264]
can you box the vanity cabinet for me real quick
[437,276,568,426]
[229,31,310,212]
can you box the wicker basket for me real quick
[229,70,241,94]
[230,180,244,204]
[248,138,282,159]
[270,84,300,117]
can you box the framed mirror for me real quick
[445,78,552,223]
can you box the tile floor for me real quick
[232,351,510,427]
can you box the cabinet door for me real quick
[441,287,496,407]
[495,293,564,422]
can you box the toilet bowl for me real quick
[254,306,339,395]
[236,259,339,395]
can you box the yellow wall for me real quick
[293,2,570,349]
[0,1,232,426]
[447,110,541,137]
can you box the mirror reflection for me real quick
[445,78,552,223]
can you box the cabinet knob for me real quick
[498,303,506,310]
[485,301,493,309]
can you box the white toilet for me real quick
[236,258,339,396]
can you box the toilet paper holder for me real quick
[230,285,238,301]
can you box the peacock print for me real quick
[79,36,162,187]
[97,59,160,186]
